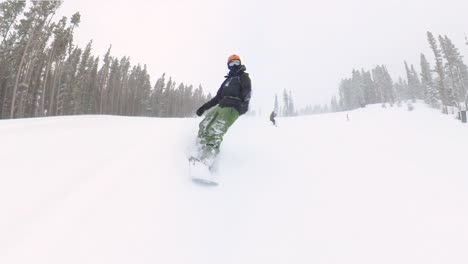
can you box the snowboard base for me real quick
[188,157,218,186]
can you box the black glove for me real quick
[239,101,249,115]
[196,106,205,116]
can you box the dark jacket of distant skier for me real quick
[194,54,252,166]
[270,111,276,125]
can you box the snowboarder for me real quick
[270,111,276,126]
[193,54,252,168]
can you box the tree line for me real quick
[272,89,295,117]
[273,88,333,117]
[334,32,468,114]
[0,1,211,120]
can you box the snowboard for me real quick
[188,157,218,186]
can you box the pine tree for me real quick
[57,46,81,116]
[150,73,165,116]
[394,77,408,104]
[439,35,468,108]
[139,65,151,116]
[439,35,459,108]
[410,65,422,99]
[351,69,364,107]
[420,53,439,107]
[372,65,394,105]
[73,40,92,114]
[98,46,111,114]
[405,61,417,102]
[338,78,353,110]
[282,89,289,116]
[117,56,130,115]
[427,31,449,113]
[273,94,279,113]
[330,96,339,112]
[361,70,377,104]
[86,57,99,114]
[288,90,295,116]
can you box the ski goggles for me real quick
[228,60,241,67]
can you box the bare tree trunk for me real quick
[40,45,54,116]
[48,60,62,116]
[100,83,104,114]
[99,70,108,115]
[18,55,36,118]
[10,28,35,118]
[0,77,7,118]
[29,57,45,117]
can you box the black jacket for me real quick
[200,65,251,115]
[270,111,276,121]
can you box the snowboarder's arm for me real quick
[240,73,251,102]
[196,80,226,116]
[201,85,223,111]
[237,73,251,115]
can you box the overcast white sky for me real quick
[56,0,468,113]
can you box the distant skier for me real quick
[270,111,277,126]
[193,54,252,168]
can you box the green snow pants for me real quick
[197,106,239,163]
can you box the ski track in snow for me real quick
[0,104,467,264]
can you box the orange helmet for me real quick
[227,54,241,63]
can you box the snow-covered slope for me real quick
[1,104,467,264]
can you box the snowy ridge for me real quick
[1,104,467,264]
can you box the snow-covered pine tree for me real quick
[382,66,395,106]
[274,94,279,114]
[73,41,93,115]
[98,46,112,114]
[420,53,439,107]
[150,73,165,116]
[338,78,352,110]
[288,90,295,116]
[361,69,377,105]
[351,69,365,107]
[116,57,130,115]
[439,35,468,109]
[427,31,449,113]
[438,35,459,109]
[394,77,408,105]
[86,57,99,114]
[372,65,394,106]
[330,96,339,112]
[182,83,192,117]
[405,61,416,102]
[410,64,423,99]
[404,61,422,102]
[282,89,289,116]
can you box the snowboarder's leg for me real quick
[196,106,239,166]
[196,108,219,159]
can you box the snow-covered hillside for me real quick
[1,104,467,264]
